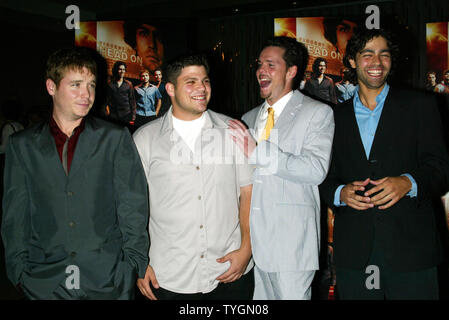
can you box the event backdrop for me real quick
[426,21,449,228]
[75,20,190,80]
[426,21,449,81]
[274,17,358,76]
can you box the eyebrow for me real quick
[360,48,391,54]
[70,79,96,84]
[259,59,277,63]
[183,76,209,81]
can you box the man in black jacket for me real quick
[320,28,449,299]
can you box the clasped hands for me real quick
[340,176,412,210]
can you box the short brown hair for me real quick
[46,47,97,87]
[139,69,150,77]
[164,54,209,85]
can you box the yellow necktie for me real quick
[262,107,275,141]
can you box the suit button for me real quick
[70,252,77,257]
[196,166,200,170]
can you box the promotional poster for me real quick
[426,21,449,84]
[426,21,449,227]
[75,20,167,80]
[274,17,358,76]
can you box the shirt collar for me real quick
[261,90,293,119]
[160,107,220,135]
[353,83,390,112]
[49,116,86,139]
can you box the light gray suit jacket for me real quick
[242,90,334,272]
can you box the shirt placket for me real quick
[196,137,210,292]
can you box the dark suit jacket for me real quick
[320,87,449,272]
[1,116,149,299]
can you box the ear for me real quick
[166,82,175,98]
[46,79,57,96]
[286,65,297,80]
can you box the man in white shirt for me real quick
[133,54,254,300]
[229,36,334,300]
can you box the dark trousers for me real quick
[149,269,254,300]
[336,240,439,300]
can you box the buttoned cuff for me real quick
[401,173,417,198]
[334,184,346,207]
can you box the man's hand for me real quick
[365,176,412,210]
[216,247,251,283]
[340,178,374,210]
[136,265,159,300]
[228,120,257,158]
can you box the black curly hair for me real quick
[343,28,399,83]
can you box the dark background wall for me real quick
[1,0,449,300]
[1,0,449,119]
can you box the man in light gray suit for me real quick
[229,36,334,299]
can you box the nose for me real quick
[371,54,381,65]
[197,81,207,91]
[144,31,156,49]
[80,84,92,99]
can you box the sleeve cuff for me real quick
[334,184,346,207]
[401,173,417,198]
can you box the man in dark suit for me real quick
[320,28,449,299]
[304,57,337,105]
[1,47,149,299]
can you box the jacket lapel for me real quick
[271,90,304,141]
[368,87,401,163]
[34,122,67,185]
[68,117,101,178]
[345,100,369,161]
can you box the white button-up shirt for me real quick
[133,108,254,294]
